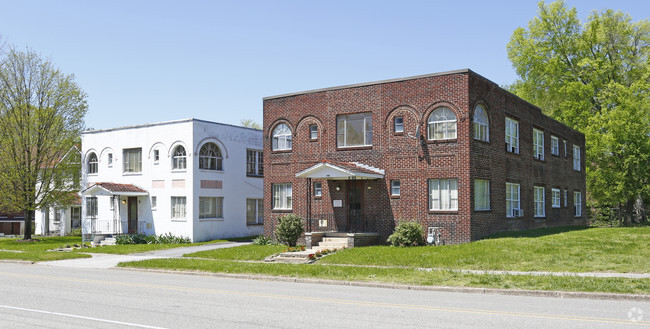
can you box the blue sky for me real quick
[1,0,647,130]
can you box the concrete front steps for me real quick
[314,237,348,250]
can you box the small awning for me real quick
[80,182,149,196]
[295,161,384,180]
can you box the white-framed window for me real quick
[394,116,404,133]
[573,145,581,171]
[506,182,520,217]
[246,199,264,225]
[534,186,545,217]
[272,183,292,210]
[564,189,568,207]
[574,191,582,217]
[86,197,98,219]
[172,145,187,170]
[151,196,157,210]
[563,140,567,157]
[337,113,372,147]
[272,123,292,151]
[551,188,561,208]
[313,182,322,197]
[171,196,186,219]
[533,129,544,160]
[107,153,113,167]
[428,179,458,211]
[153,149,160,164]
[391,180,401,196]
[474,179,490,210]
[199,197,223,219]
[87,153,98,174]
[54,208,61,222]
[551,136,559,156]
[123,148,142,173]
[473,104,489,142]
[505,117,519,153]
[309,124,318,140]
[427,107,457,140]
[246,149,263,176]
[199,142,223,171]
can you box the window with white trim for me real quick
[199,197,223,219]
[506,183,520,217]
[573,145,581,171]
[551,188,561,208]
[473,104,489,142]
[272,183,292,210]
[534,186,545,217]
[87,153,98,174]
[153,149,160,164]
[428,179,458,211]
[151,196,157,210]
[391,180,401,196]
[172,145,187,170]
[474,179,490,210]
[272,123,292,151]
[574,191,582,216]
[394,117,404,133]
[107,153,113,167]
[505,117,519,153]
[309,124,318,140]
[533,129,544,160]
[123,148,142,173]
[171,196,186,219]
[313,182,322,197]
[246,199,264,225]
[86,197,97,219]
[246,149,263,176]
[551,136,559,156]
[427,107,457,140]
[199,142,223,171]
[337,113,372,147]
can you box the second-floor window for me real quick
[309,124,318,140]
[337,113,372,148]
[394,117,404,133]
[505,117,519,153]
[428,107,457,140]
[272,123,292,151]
[199,143,223,171]
[87,153,98,174]
[172,145,187,170]
[573,145,581,171]
[551,136,559,156]
[533,129,544,160]
[123,148,142,173]
[246,149,263,176]
[473,104,489,142]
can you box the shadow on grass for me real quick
[483,225,590,239]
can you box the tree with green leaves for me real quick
[507,0,649,224]
[0,47,87,239]
[240,119,262,129]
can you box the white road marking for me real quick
[0,304,168,329]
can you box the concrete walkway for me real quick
[40,241,251,269]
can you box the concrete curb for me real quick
[117,267,650,302]
[0,259,35,265]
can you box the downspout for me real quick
[307,178,312,233]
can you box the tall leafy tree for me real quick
[507,0,649,224]
[0,48,87,239]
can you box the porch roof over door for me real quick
[80,182,149,196]
[295,161,384,180]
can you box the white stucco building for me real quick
[80,119,264,243]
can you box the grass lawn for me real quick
[320,226,650,273]
[0,236,91,261]
[118,258,650,294]
[79,239,230,255]
[184,244,287,260]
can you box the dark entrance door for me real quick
[128,197,137,234]
[347,180,364,232]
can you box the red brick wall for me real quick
[263,70,586,245]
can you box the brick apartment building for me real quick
[263,69,586,246]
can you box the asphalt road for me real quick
[0,263,647,329]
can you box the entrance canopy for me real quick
[295,161,384,180]
[80,182,149,196]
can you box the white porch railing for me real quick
[91,219,120,234]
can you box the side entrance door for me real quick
[128,197,138,234]
[347,180,364,232]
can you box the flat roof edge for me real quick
[263,69,471,100]
[83,118,262,134]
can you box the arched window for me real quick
[172,145,186,170]
[199,142,223,170]
[272,123,292,151]
[473,104,489,142]
[427,107,457,140]
[87,153,98,174]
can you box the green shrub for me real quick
[115,233,190,245]
[69,228,82,236]
[252,235,274,245]
[387,221,426,246]
[274,214,303,247]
